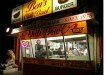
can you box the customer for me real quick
[35,40,46,58]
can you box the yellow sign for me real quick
[63,21,87,36]
[23,0,52,21]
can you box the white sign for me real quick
[11,6,22,23]
[53,0,77,12]
[35,12,94,26]
[58,12,94,23]
[18,12,94,32]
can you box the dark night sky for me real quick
[0,0,20,34]
[0,0,31,35]
[0,0,29,63]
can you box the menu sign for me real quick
[11,0,77,23]
[11,6,22,23]
[53,0,77,12]
[22,0,52,21]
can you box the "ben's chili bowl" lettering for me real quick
[23,0,52,21]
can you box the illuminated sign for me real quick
[35,12,94,26]
[59,12,94,23]
[22,0,52,21]
[18,12,94,32]
[11,6,22,23]
[11,0,77,23]
[53,0,77,12]
[21,40,30,48]
[18,21,87,39]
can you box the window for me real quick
[64,34,89,60]
[47,36,65,59]
[21,38,47,58]
[21,40,33,57]
[31,38,46,58]
[21,34,90,61]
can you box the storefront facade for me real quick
[11,0,102,75]
[15,13,97,75]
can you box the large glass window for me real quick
[21,34,90,61]
[64,34,89,60]
[31,38,46,58]
[47,36,65,59]
[21,38,47,58]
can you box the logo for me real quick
[71,22,84,33]
[21,41,29,48]
[13,11,20,18]
[58,0,69,4]
[11,6,22,23]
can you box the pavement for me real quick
[0,71,23,75]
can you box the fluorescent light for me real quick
[64,34,86,39]
[47,34,86,40]
[26,49,30,54]
[47,36,63,40]
[11,28,19,34]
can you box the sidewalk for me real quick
[0,71,23,75]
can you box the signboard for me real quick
[11,0,77,23]
[53,0,77,12]
[22,0,52,21]
[58,12,94,23]
[35,12,94,27]
[11,6,22,23]
[18,21,87,39]
[18,12,94,32]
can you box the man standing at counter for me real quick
[35,40,46,58]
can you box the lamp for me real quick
[6,27,12,34]
[6,27,10,32]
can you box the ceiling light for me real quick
[11,28,19,34]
